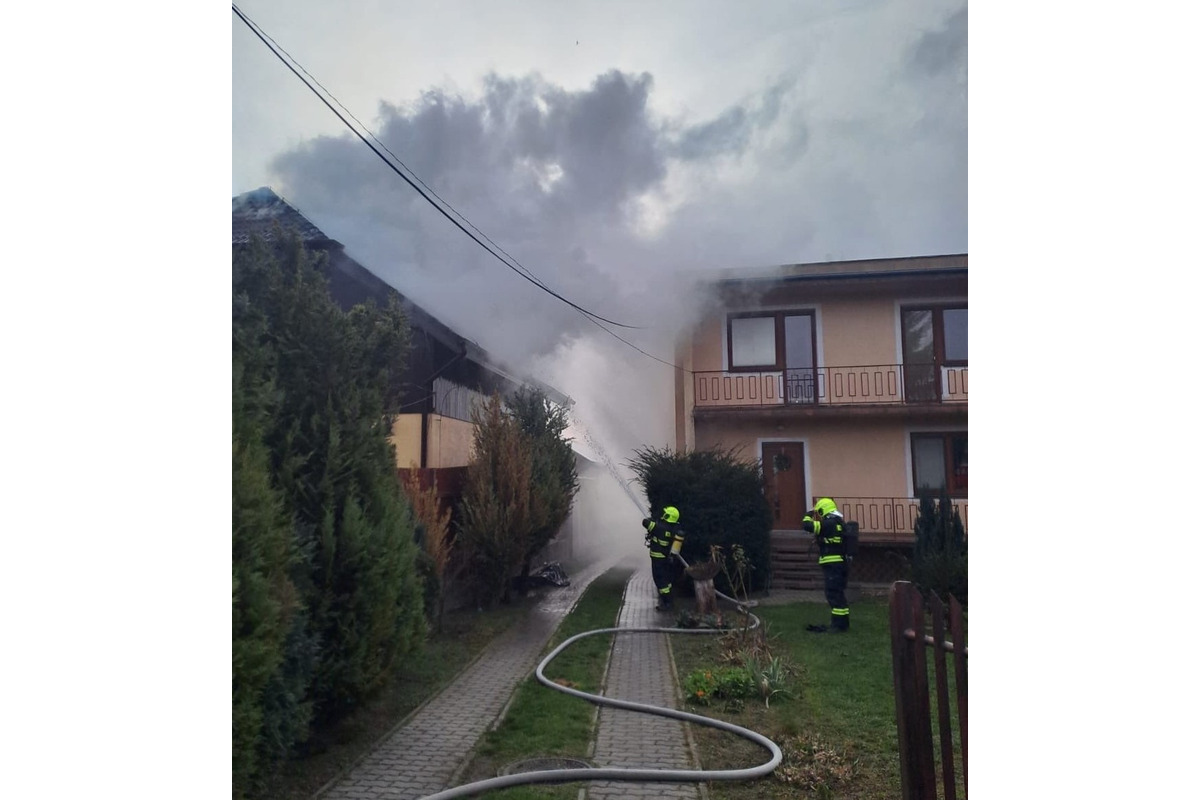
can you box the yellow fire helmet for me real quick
[813,497,837,517]
[661,506,680,524]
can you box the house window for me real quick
[912,432,967,496]
[728,311,818,403]
[901,305,967,401]
[942,308,968,365]
[729,315,777,368]
[902,305,967,366]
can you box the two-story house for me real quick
[674,254,967,589]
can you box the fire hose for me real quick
[418,552,782,799]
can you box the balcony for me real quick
[693,364,967,410]
[823,496,968,543]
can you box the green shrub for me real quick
[456,393,533,607]
[232,232,425,794]
[507,386,580,588]
[628,445,772,593]
[683,666,758,706]
[232,407,298,798]
[911,491,968,606]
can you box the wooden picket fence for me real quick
[889,581,968,800]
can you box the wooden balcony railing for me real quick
[818,497,968,542]
[693,364,967,409]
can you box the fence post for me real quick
[890,581,937,800]
[929,594,957,800]
[950,594,968,795]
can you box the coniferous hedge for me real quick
[508,386,580,588]
[232,232,424,797]
[628,445,773,594]
[911,491,968,607]
[456,393,533,607]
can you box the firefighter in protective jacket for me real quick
[802,497,850,632]
[642,506,685,612]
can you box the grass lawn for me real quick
[454,565,634,799]
[262,599,529,800]
[671,595,964,799]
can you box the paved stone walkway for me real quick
[317,556,619,800]
[586,565,702,799]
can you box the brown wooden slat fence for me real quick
[889,581,967,800]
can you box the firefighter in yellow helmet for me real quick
[802,497,850,633]
[642,505,686,612]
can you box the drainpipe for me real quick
[420,409,428,469]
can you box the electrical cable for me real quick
[236,12,550,296]
[234,4,702,374]
[417,554,778,800]
[233,4,640,331]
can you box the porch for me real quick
[769,496,967,590]
[828,496,968,543]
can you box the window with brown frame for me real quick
[911,432,967,497]
[727,311,818,403]
[901,305,967,367]
[901,304,966,402]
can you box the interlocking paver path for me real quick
[587,564,701,800]
[318,555,620,800]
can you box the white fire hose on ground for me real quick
[419,551,782,799]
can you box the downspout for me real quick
[420,409,429,469]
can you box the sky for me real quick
[232,0,967,473]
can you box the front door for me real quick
[762,442,806,530]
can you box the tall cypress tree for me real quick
[232,358,300,799]
[507,386,579,589]
[232,230,425,790]
[457,393,533,606]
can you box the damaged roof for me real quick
[232,186,334,246]
[231,187,571,408]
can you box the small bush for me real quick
[715,621,803,707]
[911,491,968,606]
[683,666,759,707]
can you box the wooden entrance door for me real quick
[762,442,806,530]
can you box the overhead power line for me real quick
[233,3,639,331]
[234,5,695,373]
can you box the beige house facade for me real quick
[674,254,967,587]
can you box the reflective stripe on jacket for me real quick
[802,512,846,565]
[642,518,685,558]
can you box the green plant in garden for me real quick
[756,656,796,708]
[683,666,757,708]
[911,490,968,606]
[627,445,772,593]
[232,231,424,798]
[233,370,301,799]
[457,393,533,607]
[507,386,580,592]
[699,605,804,711]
